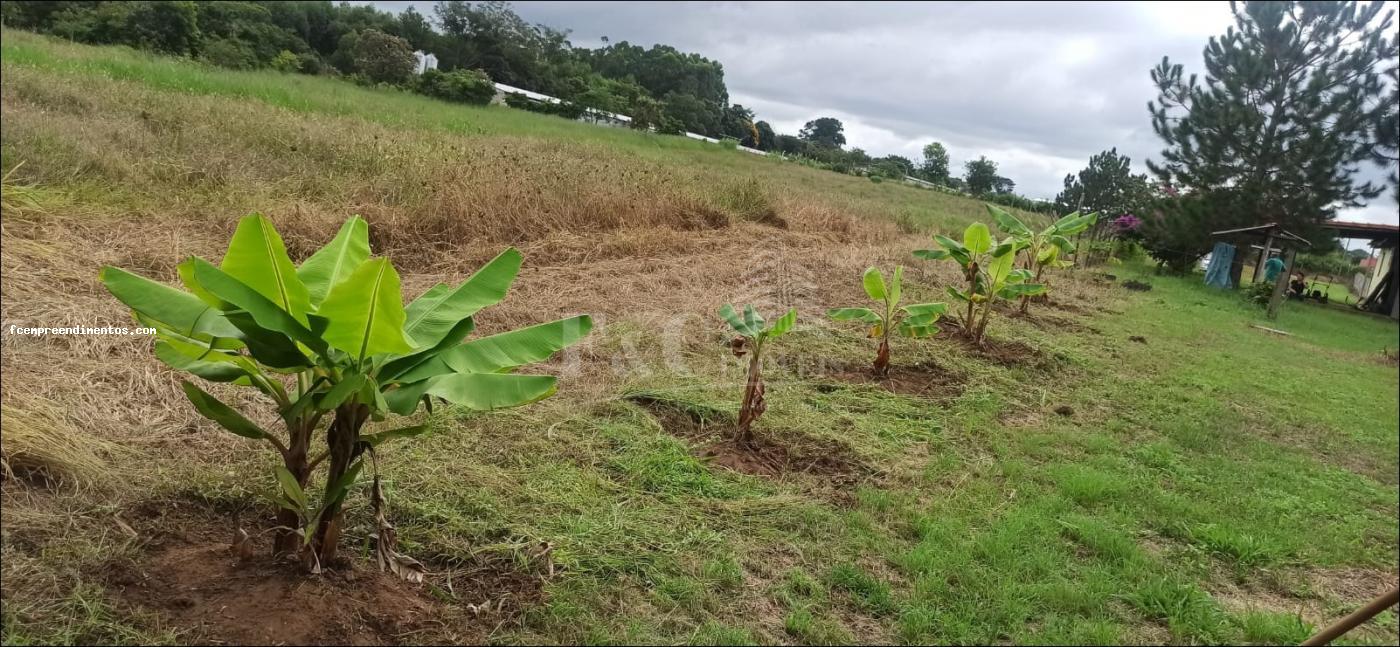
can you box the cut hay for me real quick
[1,399,118,487]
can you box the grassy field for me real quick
[2,31,1398,646]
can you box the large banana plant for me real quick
[988,204,1098,313]
[827,267,946,377]
[719,304,796,446]
[101,214,591,570]
[913,221,1037,345]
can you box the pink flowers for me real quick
[1111,214,1142,234]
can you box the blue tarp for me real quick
[1204,241,1235,289]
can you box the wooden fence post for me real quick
[1267,247,1295,320]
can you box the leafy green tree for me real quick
[920,142,951,185]
[47,1,200,55]
[773,134,808,156]
[720,104,756,142]
[870,155,915,179]
[583,40,730,133]
[662,91,720,135]
[799,117,846,149]
[394,6,437,51]
[195,1,309,66]
[1147,1,1397,235]
[745,120,777,151]
[101,214,590,566]
[352,28,416,85]
[964,156,1001,194]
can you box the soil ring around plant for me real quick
[822,360,967,402]
[934,326,1053,369]
[626,393,869,482]
[101,500,544,645]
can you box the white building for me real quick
[413,51,438,75]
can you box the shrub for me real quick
[101,214,591,570]
[351,29,415,85]
[719,305,797,446]
[828,267,946,377]
[269,50,300,73]
[718,178,781,226]
[415,68,495,106]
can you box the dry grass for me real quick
[1,398,116,486]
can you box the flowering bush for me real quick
[1111,214,1142,234]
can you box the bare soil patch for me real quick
[1010,308,1100,334]
[939,329,1051,369]
[627,394,868,481]
[102,504,542,645]
[1209,566,1399,644]
[823,360,966,402]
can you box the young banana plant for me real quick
[913,222,1039,345]
[102,214,591,570]
[719,304,796,447]
[988,204,1098,313]
[827,267,946,378]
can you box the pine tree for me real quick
[1054,148,1153,216]
[1147,1,1396,237]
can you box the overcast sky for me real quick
[367,1,1399,226]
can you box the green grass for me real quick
[2,31,1397,645]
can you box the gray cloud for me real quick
[368,1,1398,225]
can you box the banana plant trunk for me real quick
[272,431,311,556]
[311,405,366,564]
[963,273,978,337]
[1019,266,1045,314]
[975,297,995,345]
[873,336,890,378]
[736,351,765,448]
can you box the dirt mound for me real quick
[824,360,966,401]
[1122,279,1153,291]
[627,394,868,480]
[103,507,543,645]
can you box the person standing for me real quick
[1263,253,1286,282]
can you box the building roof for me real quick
[1321,220,1400,242]
[493,82,562,105]
[1211,223,1312,247]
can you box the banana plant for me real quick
[913,222,1038,345]
[101,214,591,571]
[719,304,795,447]
[827,267,946,378]
[988,204,1098,313]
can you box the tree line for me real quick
[0,1,747,136]
[3,0,1058,212]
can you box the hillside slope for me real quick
[3,31,1397,646]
